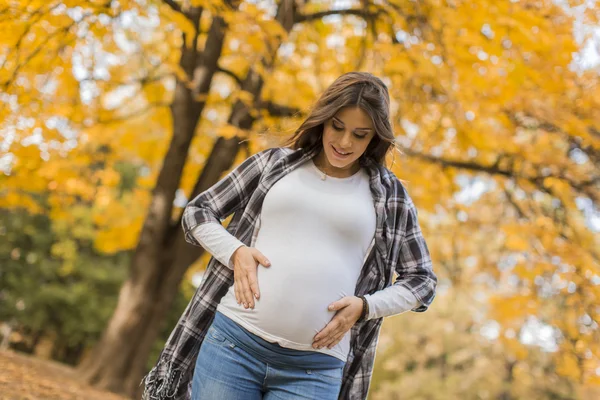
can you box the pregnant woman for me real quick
[142,72,437,400]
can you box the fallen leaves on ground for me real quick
[0,350,130,400]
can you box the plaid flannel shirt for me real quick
[142,145,437,400]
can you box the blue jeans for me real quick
[192,315,344,399]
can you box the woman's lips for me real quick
[332,144,352,158]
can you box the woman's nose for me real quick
[340,131,353,148]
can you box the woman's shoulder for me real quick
[376,164,413,206]
[247,146,289,162]
[254,146,299,164]
[244,147,300,173]
[268,146,295,157]
[255,146,294,156]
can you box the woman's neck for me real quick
[313,150,361,178]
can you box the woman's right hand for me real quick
[231,246,271,309]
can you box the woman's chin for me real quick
[325,152,354,169]
[325,156,349,169]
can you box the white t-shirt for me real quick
[192,158,419,361]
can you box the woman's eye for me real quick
[333,124,344,131]
[354,133,367,139]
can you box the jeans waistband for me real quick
[210,311,345,370]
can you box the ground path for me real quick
[0,350,129,400]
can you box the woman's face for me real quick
[321,106,376,173]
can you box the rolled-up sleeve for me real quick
[394,198,437,312]
[363,285,420,320]
[182,148,273,247]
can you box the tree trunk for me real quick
[78,6,230,394]
[124,136,243,398]
[123,11,302,393]
[79,1,298,397]
[498,360,516,400]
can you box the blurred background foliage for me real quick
[0,0,599,399]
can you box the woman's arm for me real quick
[386,193,437,314]
[191,223,245,269]
[394,198,437,312]
[182,148,275,246]
[363,285,420,320]
[362,180,437,320]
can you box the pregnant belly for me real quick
[237,260,353,345]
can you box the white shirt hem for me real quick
[216,306,349,362]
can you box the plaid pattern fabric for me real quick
[142,146,437,400]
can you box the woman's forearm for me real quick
[363,285,421,320]
[191,223,246,270]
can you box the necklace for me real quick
[318,169,327,181]
[312,158,359,180]
[312,159,328,180]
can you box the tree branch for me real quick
[1,18,82,91]
[405,149,599,204]
[161,0,183,14]
[295,8,380,23]
[258,101,302,118]
[503,188,527,219]
[96,102,170,124]
[217,66,243,86]
[504,110,600,170]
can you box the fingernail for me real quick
[243,302,247,308]
[265,259,271,266]
[254,293,259,299]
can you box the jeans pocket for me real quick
[205,326,228,344]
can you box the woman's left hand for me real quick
[312,296,364,350]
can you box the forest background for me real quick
[1,0,599,399]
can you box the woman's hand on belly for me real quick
[231,246,271,309]
[312,296,363,350]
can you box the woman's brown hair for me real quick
[283,72,396,166]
